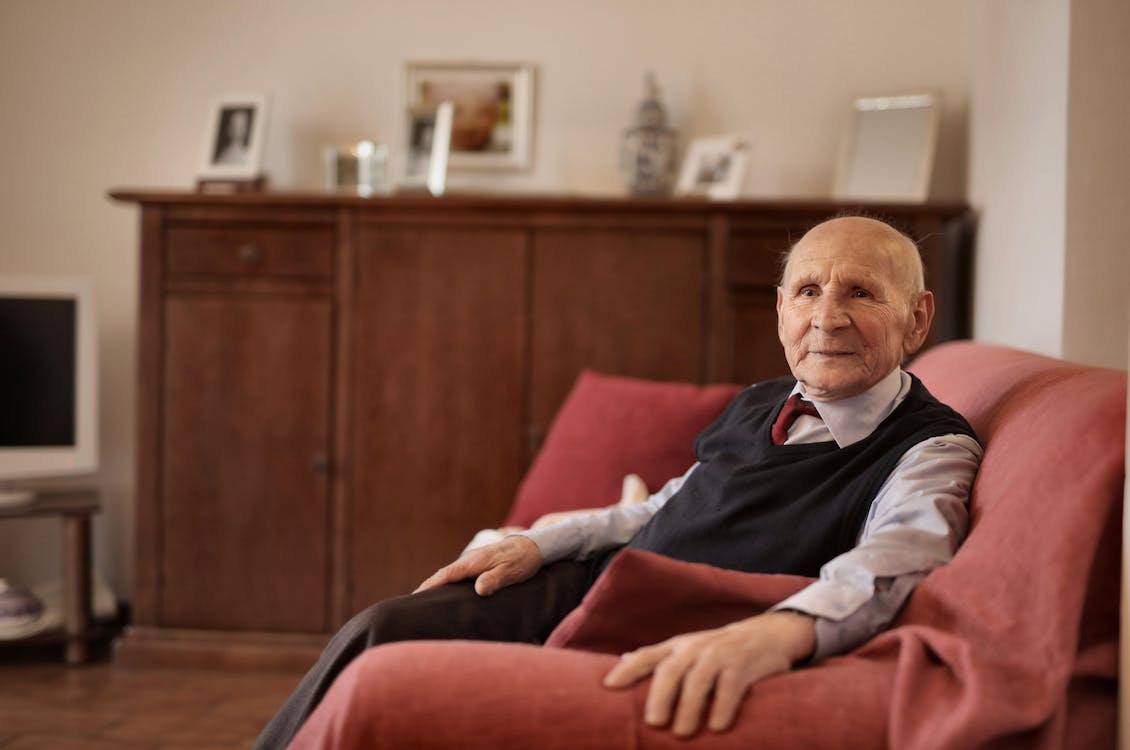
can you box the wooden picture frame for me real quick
[404,61,534,171]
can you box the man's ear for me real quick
[776,286,785,338]
[902,291,935,355]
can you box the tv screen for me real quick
[0,298,78,447]
[0,277,97,485]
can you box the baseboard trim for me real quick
[114,625,326,672]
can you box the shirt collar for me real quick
[789,368,909,448]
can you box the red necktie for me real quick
[772,393,822,445]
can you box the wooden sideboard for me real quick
[109,190,972,668]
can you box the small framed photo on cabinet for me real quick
[400,101,454,196]
[198,93,269,181]
[675,135,750,200]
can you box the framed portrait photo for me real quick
[404,61,534,171]
[401,101,454,195]
[198,93,269,180]
[675,135,751,200]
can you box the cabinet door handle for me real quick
[237,243,263,265]
[312,454,329,479]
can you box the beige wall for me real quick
[1063,0,1130,368]
[970,0,1130,369]
[968,0,1069,357]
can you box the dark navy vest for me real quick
[625,374,977,577]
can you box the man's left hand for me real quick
[602,611,816,737]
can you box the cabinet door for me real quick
[529,229,708,441]
[349,226,527,609]
[160,295,332,632]
[726,228,793,384]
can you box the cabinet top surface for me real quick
[108,189,968,217]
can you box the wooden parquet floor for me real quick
[0,654,301,750]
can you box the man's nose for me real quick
[812,296,851,330]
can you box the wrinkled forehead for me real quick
[781,220,916,289]
[782,249,890,288]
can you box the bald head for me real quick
[781,217,924,304]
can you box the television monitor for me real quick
[0,276,98,504]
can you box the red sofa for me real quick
[291,341,1125,749]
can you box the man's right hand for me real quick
[414,535,543,596]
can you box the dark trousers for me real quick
[252,559,599,750]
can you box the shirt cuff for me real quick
[772,573,926,661]
[515,526,573,564]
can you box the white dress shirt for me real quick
[519,368,983,660]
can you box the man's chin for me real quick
[795,368,870,401]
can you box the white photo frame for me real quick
[404,61,534,171]
[675,135,751,200]
[400,101,454,195]
[198,93,269,180]
[833,92,940,202]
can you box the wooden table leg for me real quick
[62,512,92,665]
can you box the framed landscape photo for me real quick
[675,135,751,200]
[198,93,269,180]
[404,61,534,171]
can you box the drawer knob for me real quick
[237,243,263,265]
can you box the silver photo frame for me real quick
[833,92,940,202]
[400,101,454,196]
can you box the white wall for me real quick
[1062,0,1130,368]
[968,0,1069,358]
[969,0,1130,368]
[0,0,972,600]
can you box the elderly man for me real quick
[255,216,982,748]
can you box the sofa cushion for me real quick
[546,548,814,654]
[505,371,743,527]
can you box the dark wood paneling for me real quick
[529,229,708,438]
[132,204,165,626]
[349,225,528,608]
[160,295,332,632]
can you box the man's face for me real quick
[776,218,933,402]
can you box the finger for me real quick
[644,649,697,728]
[603,645,669,689]
[670,659,719,737]
[706,668,747,733]
[413,569,446,593]
[414,554,480,593]
[474,566,508,596]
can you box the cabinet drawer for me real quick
[166,226,334,278]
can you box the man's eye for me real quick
[799,287,818,297]
[851,289,871,299]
